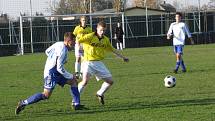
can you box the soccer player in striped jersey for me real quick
[167,12,194,73]
[77,21,129,105]
[73,16,92,79]
[15,32,82,115]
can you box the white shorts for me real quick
[81,61,112,81]
[75,43,83,57]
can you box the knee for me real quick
[82,81,88,86]
[42,92,51,99]
[106,80,114,85]
[109,81,114,85]
[76,57,81,62]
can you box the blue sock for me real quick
[25,93,46,105]
[180,60,186,71]
[70,87,80,106]
[175,61,180,71]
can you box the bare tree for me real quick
[113,0,122,12]
[51,0,114,14]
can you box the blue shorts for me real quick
[174,45,184,54]
[43,68,68,91]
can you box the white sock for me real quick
[78,83,85,93]
[116,43,119,50]
[120,43,123,50]
[23,100,28,105]
[75,62,81,73]
[97,82,111,96]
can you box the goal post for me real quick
[19,12,125,55]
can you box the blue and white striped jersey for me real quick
[44,42,72,79]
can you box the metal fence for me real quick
[0,11,215,56]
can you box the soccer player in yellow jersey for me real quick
[77,21,129,105]
[73,16,92,78]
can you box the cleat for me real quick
[72,104,85,110]
[15,101,25,115]
[173,69,178,74]
[96,94,104,105]
[182,69,187,73]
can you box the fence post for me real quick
[20,15,24,55]
[122,12,125,48]
[146,6,149,37]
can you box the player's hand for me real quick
[167,34,173,40]
[189,38,194,45]
[123,57,129,62]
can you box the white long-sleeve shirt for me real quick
[167,22,192,45]
[44,42,72,79]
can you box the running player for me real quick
[77,21,129,105]
[15,32,82,115]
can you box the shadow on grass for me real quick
[3,97,215,120]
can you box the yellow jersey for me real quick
[78,32,115,61]
[73,25,92,41]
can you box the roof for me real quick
[93,9,116,13]
[125,6,166,12]
[159,3,176,12]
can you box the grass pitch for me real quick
[0,44,215,121]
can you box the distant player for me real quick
[167,12,194,73]
[15,32,82,115]
[114,22,124,50]
[77,21,129,105]
[73,16,92,78]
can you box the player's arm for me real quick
[56,49,73,79]
[73,26,79,36]
[106,38,129,62]
[45,44,55,56]
[112,49,129,62]
[77,32,94,44]
[167,23,173,40]
[184,24,194,44]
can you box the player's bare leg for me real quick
[96,77,113,105]
[75,56,82,79]
[78,72,91,93]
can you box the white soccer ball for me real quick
[164,75,176,88]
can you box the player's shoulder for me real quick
[74,25,81,29]
[171,22,177,25]
[54,42,65,48]
[180,22,186,26]
[103,35,110,41]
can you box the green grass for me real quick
[1,44,215,121]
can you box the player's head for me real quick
[175,12,182,23]
[96,21,106,38]
[64,32,75,48]
[80,16,87,27]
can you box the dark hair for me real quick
[64,32,75,40]
[176,12,182,17]
[97,21,106,28]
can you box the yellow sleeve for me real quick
[77,32,95,43]
[105,37,115,51]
